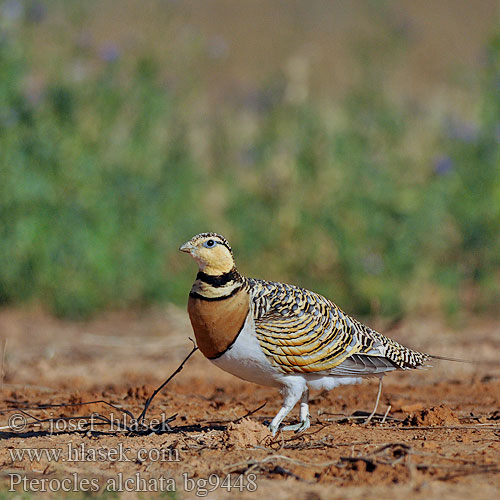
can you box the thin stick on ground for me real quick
[137,339,198,424]
[0,399,135,419]
[0,340,198,435]
[233,402,267,424]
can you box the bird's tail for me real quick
[429,354,500,366]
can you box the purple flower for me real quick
[1,0,23,21]
[445,118,479,143]
[434,155,454,176]
[99,43,120,63]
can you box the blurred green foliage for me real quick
[0,6,499,318]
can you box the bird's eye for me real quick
[204,239,217,248]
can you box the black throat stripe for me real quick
[196,269,241,287]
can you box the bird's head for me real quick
[179,232,235,275]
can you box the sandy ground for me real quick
[0,306,499,499]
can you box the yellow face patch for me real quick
[180,233,235,275]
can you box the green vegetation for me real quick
[0,3,499,318]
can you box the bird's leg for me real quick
[364,377,383,424]
[268,382,304,437]
[282,387,310,433]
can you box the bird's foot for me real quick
[268,423,279,437]
[362,410,378,425]
[281,416,311,433]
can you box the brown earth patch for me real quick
[1,307,500,499]
[405,405,461,427]
[223,418,272,449]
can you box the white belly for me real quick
[210,312,286,388]
[210,311,362,391]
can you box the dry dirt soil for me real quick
[0,306,499,499]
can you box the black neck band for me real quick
[196,269,241,287]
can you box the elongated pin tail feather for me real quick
[430,354,500,366]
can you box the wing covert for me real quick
[245,278,429,375]
[247,279,366,373]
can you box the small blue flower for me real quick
[99,43,120,63]
[434,155,454,176]
[445,118,479,143]
[1,0,23,21]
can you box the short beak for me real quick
[179,241,194,253]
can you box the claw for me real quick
[281,416,311,433]
[268,423,279,437]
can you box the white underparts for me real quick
[211,309,363,430]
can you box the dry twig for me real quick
[0,341,198,436]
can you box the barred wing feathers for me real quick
[246,278,430,376]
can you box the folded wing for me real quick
[247,278,429,376]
